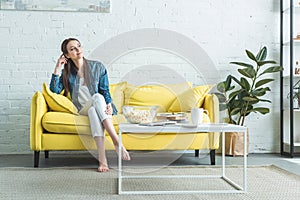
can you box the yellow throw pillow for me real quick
[163,82,192,96]
[42,83,78,115]
[168,84,214,112]
[124,84,178,112]
[59,90,72,100]
[109,81,127,114]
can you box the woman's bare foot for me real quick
[115,144,131,160]
[97,162,109,172]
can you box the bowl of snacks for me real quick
[122,105,158,124]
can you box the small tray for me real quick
[157,113,188,121]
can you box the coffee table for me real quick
[118,123,247,194]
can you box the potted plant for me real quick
[215,46,283,156]
[288,91,300,109]
[287,82,300,109]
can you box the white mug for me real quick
[191,108,209,125]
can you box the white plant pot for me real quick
[294,99,299,109]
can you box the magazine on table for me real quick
[139,121,177,126]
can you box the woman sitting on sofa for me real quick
[50,38,130,172]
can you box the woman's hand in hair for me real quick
[54,54,68,75]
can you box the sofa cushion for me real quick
[42,83,78,115]
[42,112,126,134]
[124,82,192,112]
[168,85,214,112]
[42,112,90,134]
[109,81,127,114]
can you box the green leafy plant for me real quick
[287,84,300,108]
[215,46,283,126]
[292,91,300,108]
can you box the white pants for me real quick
[79,93,111,137]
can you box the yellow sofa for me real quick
[30,82,219,167]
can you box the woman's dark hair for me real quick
[60,38,91,97]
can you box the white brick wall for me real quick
[0,0,280,154]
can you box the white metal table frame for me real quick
[118,123,247,195]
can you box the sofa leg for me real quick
[45,151,49,159]
[195,150,199,157]
[34,151,40,168]
[210,150,216,165]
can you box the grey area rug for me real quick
[0,165,299,200]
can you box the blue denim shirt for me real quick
[50,59,117,115]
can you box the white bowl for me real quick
[122,106,158,124]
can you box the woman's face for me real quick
[65,40,83,61]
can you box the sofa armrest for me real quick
[202,94,219,123]
[202,94,220,149]
[30,91,48,150]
